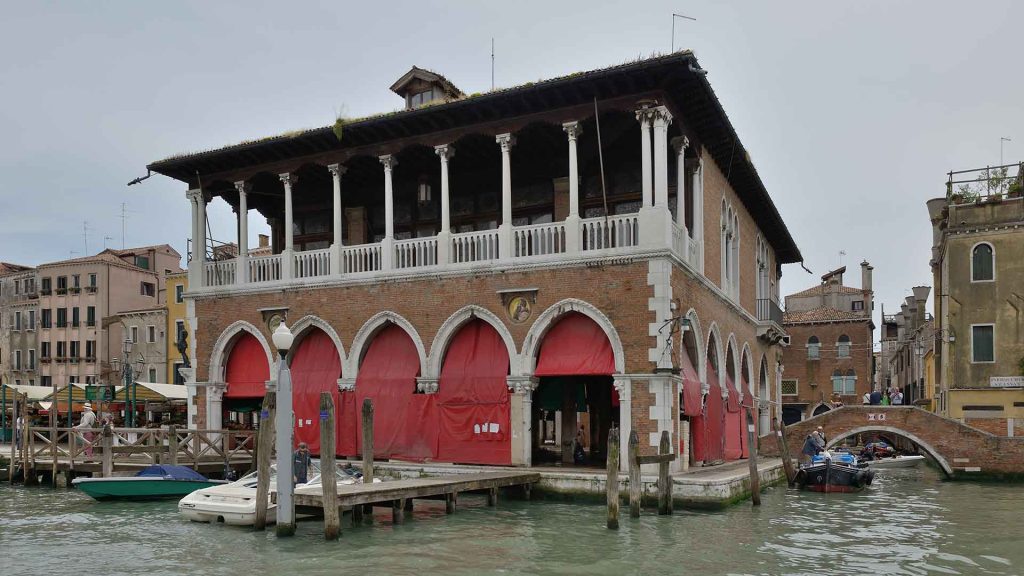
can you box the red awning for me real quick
[725,375,741,414]
[289,329,341,455]
[355,324,434,461]
[680,346,702,417]
[692,360,724,463]
[534,313,615,376]
[225,333,270,398]
[437,319,511,465]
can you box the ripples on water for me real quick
[0,467,1019,576]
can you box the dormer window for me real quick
[390,66,464,111]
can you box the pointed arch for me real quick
[725,334,740,390]
[681,308,705,383]
[289,314,348,372]
[208,320,275,385]
[348,311,427,377]
[427,305,519,378]
[740,343,754,396]
[522,298,625,374]
[705,322,723,388]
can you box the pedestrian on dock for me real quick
[75,403,97,458]
[293,442,312,485]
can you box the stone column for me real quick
[279,173,296,280]
[206,382,226,449]
[328,163,346,275]
[186,189,203,288]
[508,376,538,466]
[234,181,250,285]
[496,133,516,260]
[379,155,397,270]
[652,106,673,208]
[636,110,653,208]
[178,366,198,428]
[674,136,689,228]
[562,121,582,254]
[435,144,455,265]
[693,158,704,271]
[415,378,439,394]
[613,377,631,473]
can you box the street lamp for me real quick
[122,339,136,427]
[271,322,295,536]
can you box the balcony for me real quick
[756,298,787,345]
[195,211,705,292]
[85,286,98,294]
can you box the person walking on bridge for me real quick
[75,403,97,458]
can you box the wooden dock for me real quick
[285,471,540,525]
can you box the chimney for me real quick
[896,311,906,342]
[913,286,930,326]
[258,234,269,248]
[905,296,917,330]
[861,261,873,292]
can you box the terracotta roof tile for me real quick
[783,306,866,324]
[787,284,864,298]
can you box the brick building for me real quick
[780,263,874,423]
[146,53,802,470]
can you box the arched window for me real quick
[807,336,820,360]
[972,243,994,281]
[837,334,851,358]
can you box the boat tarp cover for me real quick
[437,319,511,465]
[136,465,209,481]
[290,329,341,455]
[354,324,433,461]
[225,332,269,398]
[680,346,702,417]
[533,313,615,376]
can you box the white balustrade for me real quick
[249,254,282,283]
[204,260,236,287]
[294,248,332,279]
[394,237,438,269]
[513,221,566,258]
[672,223,687,259]
[581,214,640,251]
[687,237,701,268]
[451,229,500,263]
[341,244,382,273]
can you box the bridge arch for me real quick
[825,425,954,477]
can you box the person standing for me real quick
[75,403,97,458]
[869,389,882,405]
[862,391,871,405]
[293,442,312,485]
[892,390,904,405]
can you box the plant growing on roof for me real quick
[332,104,349,143]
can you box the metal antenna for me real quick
[117,203,138,249]
[1001,137,1012,166]
[671,13,697,53]
[103,236,114,249]
[491,38,495,90]
[839,250,847,267]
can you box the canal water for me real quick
[1,467,1019,575]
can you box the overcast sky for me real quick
[2,1,1021,337]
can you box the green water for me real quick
[1,468,1019,575]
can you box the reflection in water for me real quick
[0,466,1019,576]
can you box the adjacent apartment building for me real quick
[881,287,934,406]
[0,263,39,386]
[780,263,875,424]
[166,271,188,384]
[146,53,802,470]
[36,245,182,391]
[927,162,1024,436]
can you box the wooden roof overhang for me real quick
[147,53,801,263]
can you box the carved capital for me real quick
[635,108,653,126]
[672,135,690,156]
[327,163,347,178]
[265,379,277,392]
[278,172,295,187]
[338,378,356,393]
[186,189,209,204]
[416,377,439,394]
[506,376,539,394]
[613,377,630,395]
[177,366,196,384]
[650,105,674,127]
[562,121,583,141]
[434,144,455,161]
[495,133,516,151]
[207,382,227,402]
[379,154,398,171]
[234,181,251,196]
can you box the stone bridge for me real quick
[760,405,1024,479]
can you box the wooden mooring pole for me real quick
[606,426,619,529]
[21,395,37,486]
[354,399,373,523]
[100,424,113,478]
[657,430,672,515]
[628,430,640,518]
[319,392,340,540]
[774,417,797,487]
[167,425,179,466]
[254,391,276,531]
[746,408,761,506]
[9,392,17,484]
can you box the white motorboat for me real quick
[178,461,367,526]
[864,454,926,469]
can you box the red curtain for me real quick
[724,377,742,461]
[355,325,435,461]
[534,313,615,376]
[289,330,341,455]
[437,320,511,465]
[225,333,269,398]
[692,360,725,462]
[680,346,702,417]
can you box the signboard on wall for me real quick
[990,376,1024,388]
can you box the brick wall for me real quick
[781,319,873,413]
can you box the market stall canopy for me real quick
[1,383,54,402]
[41,384,89,402]
[113,382,187,402]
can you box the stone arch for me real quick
[740,343,754,396]
[725,334,740,391]
[825,425,954,477]
[208,320,275,384]
[289,315,348,372]
[522,298,625,374]
[681,308,705,383]
[427,305,519,378]
[347,311,427,378]
[810,402,832,417]
[705,322,724,392]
